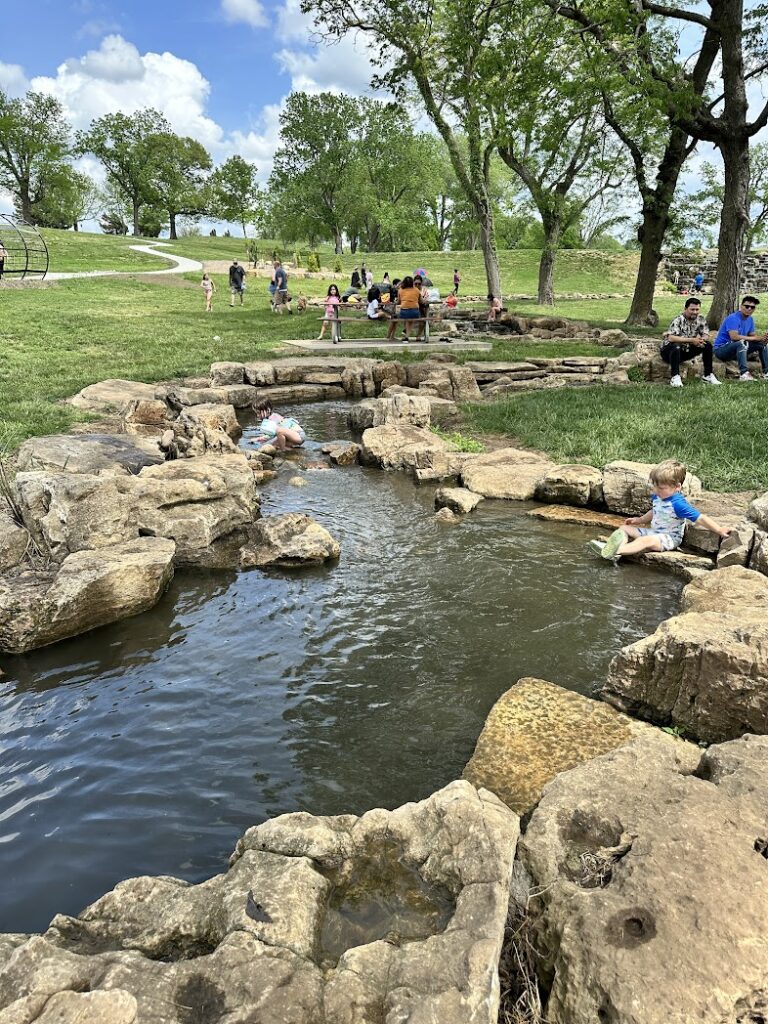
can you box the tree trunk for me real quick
[350,237,358,254]
[626,201,669,325]
[537,216,561,306]
[334,232,344,254]
[477,199,501,297]
[73,221,79,232]
[241,219,248,239]
[132,198,141,237]
[169,212,178,240]
[708,137,750,327]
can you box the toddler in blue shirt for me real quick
[590,459,731,561]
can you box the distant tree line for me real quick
[2,0,768,325]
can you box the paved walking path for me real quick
[46,243,203,281]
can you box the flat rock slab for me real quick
[0,782,519,1024]
[630,547,713,580]
[240,512,341,569]
[519,734,768,1023]
[16,434,164,477]
[435,486,484,515]
[463,677,669,815]
[681,563,768,614]
[69,379,165,414]
[528,505,626,530]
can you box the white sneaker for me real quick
[669,374,683,388]
[763,373,768,380]
[739,372,755,382]
[702,373,721,385]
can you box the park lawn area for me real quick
[38,230,172,273]
[462,383,768,492]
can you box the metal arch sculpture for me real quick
[0,216,49,281]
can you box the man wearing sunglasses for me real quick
[713,296,768,381]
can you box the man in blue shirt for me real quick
[713,296,768,381]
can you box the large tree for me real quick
[0,90,71,223]
[77,108,171,236]
[268,92,359,254]
[209,155,262,238]
[304,0,503,295]
[692,143,768,252]
[148,133,212,239]
[28,165,100,230]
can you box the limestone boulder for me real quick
[750,528,768,576]
[602,459,701,516]
[176,402,242,442]
[412,451,479,484]
[16,433,163,478]
[126,454,259,566]
[419,366,481,403]
[684,490,754,554]
[0,513,29,571]
[461,448,553,500]
[463,678,683,815]
[15,472,138,563]
[69,379,166,415]
[166,384,257,409]
[518,734,768,1024]
[628,547,713,580]
[240,513,340,569]
[716,521,755,567]
[534,464,603,507]
[602,610,768,742]
[360,425,457,473]
[254,383,347,405]
[0,783,518,1024]
[320,442,361,466]
[372,359,406,393]
[681,563,768,615]
[435,486,484,515]
[0,538,175,654]
[528,505,625,530]
[243,361,277,386]
[748,490,768,531]
[597,327,630,347]
[209,361,245,385]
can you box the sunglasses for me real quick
[744,303,757,309]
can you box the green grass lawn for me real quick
[34,228,640,297]
[462,384,768,492]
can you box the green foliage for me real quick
[77,108,172,234]
[294,250,303,268]
[209,155,262,237]
[30,165,99,229]
[146,133,212,236]
[334,256,343,273]
[0,89,71,223]
[307,251,321,272]
[430,429,485,452]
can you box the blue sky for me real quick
[0,0,376,196]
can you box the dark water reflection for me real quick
[0,402,682,931]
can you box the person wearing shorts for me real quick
[589,460,731,561]
[229,260,245,307]
[387,275,420,343]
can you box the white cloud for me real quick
[0,62,30,97]
[66,34,145,82]
[221,0,267,29]
[30,36,224,150]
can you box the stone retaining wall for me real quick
[662,250,768,293]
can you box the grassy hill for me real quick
[36,228,639,296]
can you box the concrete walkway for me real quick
[283,338,492,353]
[46,243,203,281]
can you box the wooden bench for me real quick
[318,310,444,344]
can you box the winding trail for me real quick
[46,242,203,281]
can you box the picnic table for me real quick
[318,303,445,344]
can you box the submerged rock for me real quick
[0,538,175,654]
[240,512,340,568]
[519,734,768,1023]
[0,782,518,1024]
[435,486,484,515]
[321,441,361,466]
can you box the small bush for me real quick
[334,257,343,273]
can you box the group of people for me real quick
[660,295,768,386]
[319,271,446,342]
[671,268,706,295]
[200,259,249,312]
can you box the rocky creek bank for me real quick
[3,354,768,1020]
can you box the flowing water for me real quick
[0,403,682,932]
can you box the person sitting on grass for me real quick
[589,459,731,562]
[253,402,306,451]
[487,294,502,321]
[713,296,768,381]
[660,297,719,387]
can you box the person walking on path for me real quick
[453,268,461,294]
[660,297,719,387]
[201,273,216,312]
[713,296,768,381]
[229,260,246,307]
[273,258,292,314]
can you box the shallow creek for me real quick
[0,402,682,932]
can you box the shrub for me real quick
[431,428,485,452]
[334,256,343,273]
